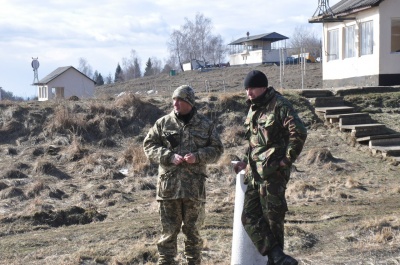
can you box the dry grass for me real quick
[1,78,400,264]
[46,104,87,135]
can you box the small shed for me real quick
[228,32,289,66]
[33,66,95,101]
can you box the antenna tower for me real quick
[31,57,40,84]
[312,0,334,17]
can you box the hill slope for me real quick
[0,64,399,265]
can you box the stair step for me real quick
[311,96,345,107]
[342,123,384,131]
[300,89,333,98]
[357,133,400,142]
[315,106,354,112]
[350,124,388,138]
[371,146,400,157]
[369,137,400,147]
[340,114,373,126]
[325,112,368,124]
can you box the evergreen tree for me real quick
[93,71,99,82]
[144,58,153,77]
[114,63,124,83]
[133,58,142,78]
[96,73,104,86]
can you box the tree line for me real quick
[77,16,321,87]
[78,12,231,86]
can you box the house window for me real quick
[360,20,373,56]
[344,25,356,58]
[392,18,400,52]
[327,29,339,61]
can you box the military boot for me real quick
[269,245,298,265]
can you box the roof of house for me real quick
[34,66,94,85]
[309,0,385,22]
[330,0,384,16]
[228,32,288,45]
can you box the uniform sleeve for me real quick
[143,121,173,166]
[196,124,224,164]
[279,103,307,164]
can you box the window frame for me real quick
[327,28,339,61]
[391,18,400,53]
[360,20,373,56]
[344,25,356,58]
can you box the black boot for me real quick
[269,245,298,265]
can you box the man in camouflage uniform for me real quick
[234,70,307,265]
[143,85,224,265]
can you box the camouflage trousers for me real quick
[242,168,289,256]
[157,198,205,265]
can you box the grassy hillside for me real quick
[0,64,399,264]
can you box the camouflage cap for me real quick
[172,85,195,106]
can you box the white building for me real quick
[228,32,288,66]
[309,0,400,88]
[33,66,95,101]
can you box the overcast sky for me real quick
[0,0,340,98]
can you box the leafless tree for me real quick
[288,25,322,57]
[167,13,226,70]
[151,57,162,75]
[167,30,186,71]
[78,57,93,78]
[207,34,228,65]
[122,49,142,80]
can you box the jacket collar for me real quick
[246,87,276,110]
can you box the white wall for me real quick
[379,0,400,74]
[46,68,94,99]
[229,49,282,66]
[323,7,380,82]
[322,0,400,86]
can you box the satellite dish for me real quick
[32,57,40,84]
[32,58,40,70]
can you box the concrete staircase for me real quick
[301,89,400,162]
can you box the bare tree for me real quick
[162,56,179,74]
[208,34,228,65]
[122,49,142,80]
[167,13,225,70]
[194,13,213,63]
[289,25,322,57]
[167,30,186,71]
[151,57,162,75]
[78,57,93,78]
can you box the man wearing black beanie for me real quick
[234,70,307,265]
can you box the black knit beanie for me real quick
[244,70,268,89]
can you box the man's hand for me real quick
[184,153,196,164]
[233,161,247,174]
[171,154,185,165]
[171,153,196,165]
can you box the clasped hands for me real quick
[171,153,196,165]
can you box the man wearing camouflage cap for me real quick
[234,70,307,265]
[143,85,224,265]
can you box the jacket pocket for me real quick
[158,171,178,198]
[163,130,180,149]
[191,130,209,148]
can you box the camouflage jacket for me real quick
[143,109,224,201]
[243,87,307,183]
